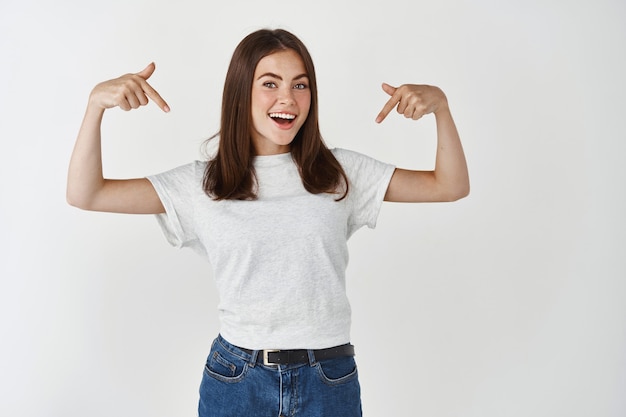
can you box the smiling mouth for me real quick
[269,112,296,125]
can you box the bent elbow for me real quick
[66,189,93,211]
[66,193,84,210]
[442,182,470,202]
[455,183,470,201]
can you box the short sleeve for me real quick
[147,161,205,251]
[332,148,396,236]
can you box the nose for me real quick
[278,86,295,106]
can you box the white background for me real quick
[1,0,625,416]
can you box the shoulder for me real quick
[148,160,207,191]
[331,147,372,167]
[331,147,363,160]
[330,148,394,173]
[156,160,206,178]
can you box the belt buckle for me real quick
[263,349,280,366]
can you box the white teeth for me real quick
[269,113,296,120]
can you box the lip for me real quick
[268,110,297,117]
[268,112,298,130]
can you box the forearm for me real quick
[66,102,107,209]
[432,107,469,200]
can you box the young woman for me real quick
[67,29,468,417]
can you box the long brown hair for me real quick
[203,29,348,201]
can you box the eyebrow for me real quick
[256,72,309,81]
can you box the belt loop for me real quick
[307,349,316,366]
[249,350,259,368]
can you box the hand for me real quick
[375,83,447,123]
[89,63,170,112]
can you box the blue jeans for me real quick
[198,335,362,417]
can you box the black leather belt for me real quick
[241,344,355,366]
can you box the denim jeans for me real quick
[198,335,362,417]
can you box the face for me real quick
[250,49,311,155]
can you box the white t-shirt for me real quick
[147,148,395,350]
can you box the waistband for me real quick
[216,334,355,367]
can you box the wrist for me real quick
[86,92,107,113]
[431,87,449,116]
[434,103,450,117]
[84,100,106,123]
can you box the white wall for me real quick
[1,0,625,416]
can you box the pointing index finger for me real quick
[141,79,170,112]
[376,94,401,123]
[375,82,401,123]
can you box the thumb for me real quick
[381,82,397,97]
[136,62,156,80]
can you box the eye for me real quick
[293,83,308,90]
[263,81,277,88]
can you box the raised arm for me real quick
[66,63,169,214]
[376,83,469,203]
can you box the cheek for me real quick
[251,90,271,110]
[252,97,270,120]
[250,106,266,132]
[298,93,312,115]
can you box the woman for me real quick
[67,28,468,417]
